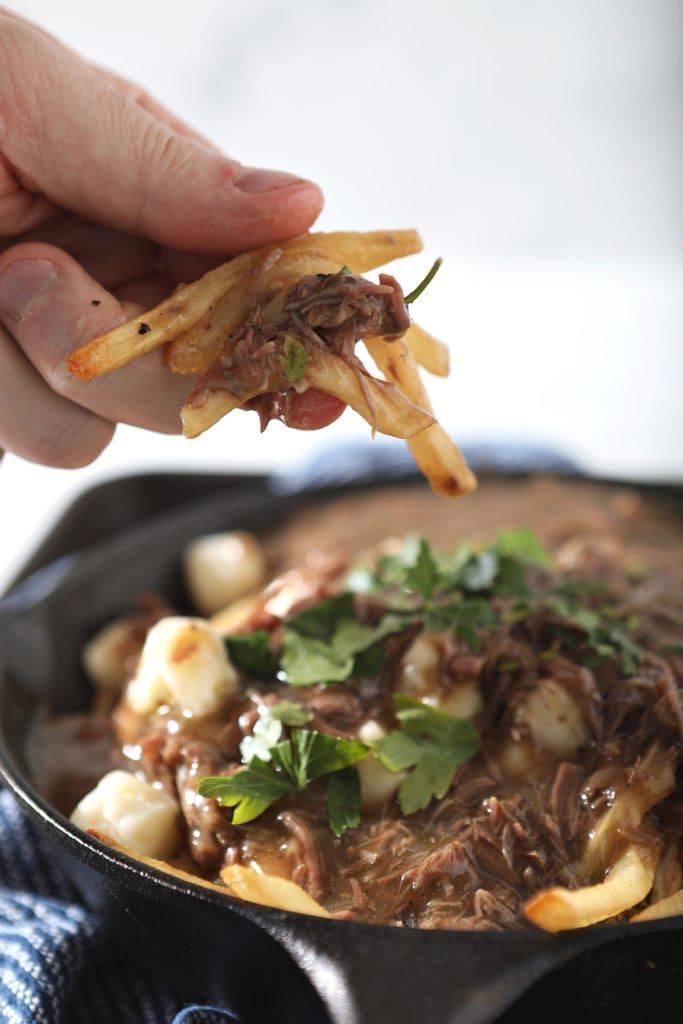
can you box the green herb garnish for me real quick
[376,695,479,814]
[225,630,278,678]
[326,767,362,837]
[200,728,367,834]
[281,595,403,686]
[280,335,309,383]
[404,257,443,305]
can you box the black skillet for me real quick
[1,473,682,1024]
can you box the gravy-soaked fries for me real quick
[524,840,660,932]
[582,745,676,877]
[524,745,677,932]
[88,829,329,917]
[68,227,476,497]
[631,888,683,922]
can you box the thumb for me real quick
[0,14,323,252]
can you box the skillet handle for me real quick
[271,920,608,1024]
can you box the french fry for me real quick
[88,829,230,896]
[68,249,263,380]
[631,889,683,923]
[303,347,434,439]
[404,323,450,377]
[582,745,676,876]
[181,389,265,439]
[524,842,660,932]
[210,593,262,635]
[89,829,330,917]
[220,864,330,918]
[365,336,476,496]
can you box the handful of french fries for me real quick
[67,229,476,497]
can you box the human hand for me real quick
[0,8,323,466]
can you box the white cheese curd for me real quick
[184,532,266,616]
[82,618,134,691]
[397,634,442,699]
[357,720,406,809]
[518,679,590,758]
[439,680,483,720]
[126,616,238,717]
[70,770,181,859]
[399,634,482,718]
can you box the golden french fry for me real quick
[90,829,329,916]
[67,249,263,380]
[524,842,659,932]
[304,347,434,439]
[210,593,262,635]
[365,337,476,496]
[582,745,676,876]
[632,889,683,922]
[181,389,264,439]
[220,864,330,918]
[404,324,450,377]
[88,829,229,896]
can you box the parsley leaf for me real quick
[425,598,497,648]
[405,537,440,601]
[544,595,643,676]
[280,335,309,383]
[495,528,553,568]
[326,767,362,837]
[288,730,367,788]
[225,630,278,678]
[281,595,403,686]
[376,696,479,814]
[199,728,367,829]
[199,755,295,824]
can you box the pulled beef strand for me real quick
[187,270,410,418]
[175,742,238,871]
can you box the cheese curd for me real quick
[518,679,590,758]
[82,618,134,692]
[357,720,406,809]
[126,616,238,717]
[71,770,181,859]
[184,532,266,616]
[399,634,482,719]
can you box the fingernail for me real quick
[0,259,59,321]
[236,168,306,193]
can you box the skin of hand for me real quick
[0,8,324,467]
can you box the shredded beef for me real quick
[175,742,238,871]
[188,270,409,416]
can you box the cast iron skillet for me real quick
[1,478,682,1024]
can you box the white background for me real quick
[1,0,681,587]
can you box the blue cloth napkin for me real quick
[0,791,237,1024]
